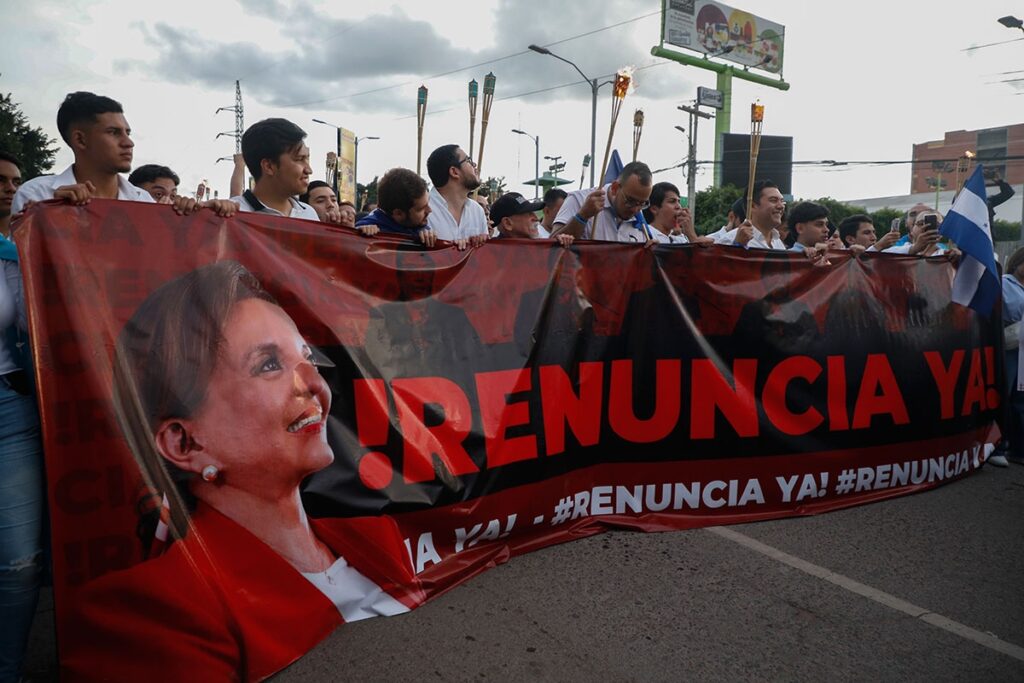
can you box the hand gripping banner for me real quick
[14,201,1000,681]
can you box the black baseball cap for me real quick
[490,192,544,225]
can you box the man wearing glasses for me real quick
[550,162,654,241]
[425,144,489,249]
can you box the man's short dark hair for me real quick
[128,164,180,188]
[748,179,778,205]
[426,144,460,188]
[241,118,307,181]
[377,168,427,214]
[729,197,746,222]
[299,180,331,204]
[838,214,874,244]
[650,181,680,208]
[786,201,829,231]
[0,150,24,171]
[56,92,124,145]
[616,161,652,186]
[543,188,567,207]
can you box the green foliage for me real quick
[868,207,904,235]
[0,93,57,180]
[693,183,742,235]
[804,197,867,227]
[993,219,1022,242]
[480,176,507,198]
[356,175,378,209]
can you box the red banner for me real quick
[15,201,1000,681]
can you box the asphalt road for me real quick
[25,462,1024,682]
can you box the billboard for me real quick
[663,0,784,74]
[721,133,793,195]
[339,127,357,205]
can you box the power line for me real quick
[275,10,661,109]
[961,36,1024,51]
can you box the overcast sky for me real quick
[3,0,1021,204]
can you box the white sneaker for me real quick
[988,453,1009,467]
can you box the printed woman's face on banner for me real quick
[186,298,334,492]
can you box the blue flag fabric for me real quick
[602,149,624,186]
[940,165,999,316]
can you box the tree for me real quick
[0,93,58,180]
[693,183,743,235]
[356,175,378,210]
[480,176,507,199]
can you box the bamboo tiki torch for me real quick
[416,85,428,176]
[468,79,479,159]
[632,109,644,163]
[598,68,633,189]
[476,72,496,178]
[745,102,765,221]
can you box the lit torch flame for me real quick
[613,66,635,99]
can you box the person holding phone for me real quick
[884,210,951,256]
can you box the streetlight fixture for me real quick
[528,44,611,187]
[354,135,379,208]
[512,128,540,199]
[998,15,1024,31]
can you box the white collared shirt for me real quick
[13,164,154,213]
[230,190,320,221]
[426,186,488,240]
[618,224,689,244]
[303,555,409,623]
[714,225,787,250]
[554,184,642,241]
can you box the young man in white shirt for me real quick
[14,92,233,217]
[232,118,321,221]
[551,161,654,241]
[425,144,488,249]
[838,214,900,253]
[714,180,787,250]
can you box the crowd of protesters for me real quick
[1,90,1021,681]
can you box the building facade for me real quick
[910,123,1024,194]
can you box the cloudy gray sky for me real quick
[3,0,1020,203]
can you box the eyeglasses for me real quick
[621,194,650,210]
[454,156,477,168]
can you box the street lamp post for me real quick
[311,118,342,195]
[512,129,540,199]
[354,135,379,208]
[528,44,611,188]
[998,15,1024,32]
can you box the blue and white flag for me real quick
[602,149,624,186]
[940,165,999,316]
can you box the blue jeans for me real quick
[0,380,43,683]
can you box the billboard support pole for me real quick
[713,71,732,187]
[650,45,789,187]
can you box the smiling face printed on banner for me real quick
[179,299,334,496]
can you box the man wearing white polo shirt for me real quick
[550,162,653,241]
[425,144,488,249]
[14,92,234,218]
[231,118,320,221]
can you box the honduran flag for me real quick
[940,165,999,316]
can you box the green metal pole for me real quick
[714,71,732,187]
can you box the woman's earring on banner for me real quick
[201,465,219,482]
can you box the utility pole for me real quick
[216,81,245,193]
[677,102,713,211]
[216,81,244,154]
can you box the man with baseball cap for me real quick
[492,192,574,246]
